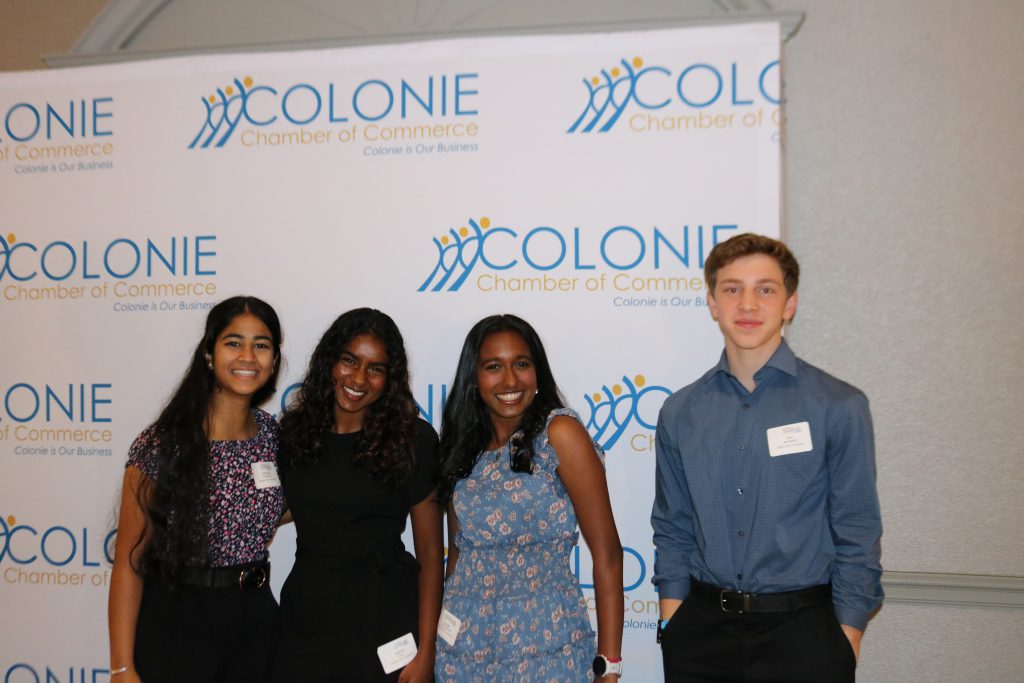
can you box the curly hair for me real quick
[137,295,282,585]
[280,308,418,483]
[436,314,565,503]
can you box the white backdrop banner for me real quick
[0,23,780,682]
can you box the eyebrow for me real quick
[340,350,389,365]
[222,333,273,341]
[479,354,533,363]
[718,277,782,285]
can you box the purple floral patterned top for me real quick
[126,408,284,567]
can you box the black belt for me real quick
[177,561,270,590]
[689,577,831,614]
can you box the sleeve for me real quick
[650,403,696,601]
[256,409,281,462]
[402,419,440,507]
[537,408,603,471]
[125,426,160,480]
[827,391,884,631]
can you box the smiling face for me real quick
[476,330,538,442]
[330,333,389,433]
[707,253,798,362]
[210,312,276,402]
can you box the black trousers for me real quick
[661,590,857,683]
[134,576,280,683]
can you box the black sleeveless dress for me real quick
[272,419,438,682]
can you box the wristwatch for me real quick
[592,654,623,677]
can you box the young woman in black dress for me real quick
[273,308,443,683]
[108,295,285,683]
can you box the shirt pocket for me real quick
[765,446,822,500]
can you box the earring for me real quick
[206,355,213,370]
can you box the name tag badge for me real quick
[250,461,281,489]
[437,608,462,647]
[377,632,417,674]
[766,422,813,457]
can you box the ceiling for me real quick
[51,0,801,67]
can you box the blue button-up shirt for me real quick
[651,339,883,630]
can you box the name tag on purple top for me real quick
[251,461,281,489]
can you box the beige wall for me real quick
[776,0,1024,575]
[745,2,1024,678]
[0,0,107,71]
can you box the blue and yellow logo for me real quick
[190,76,257,148]
[568,55,780,134]
[418,216,508,292]
[0,232,16,280]
[569,57,666,133]
[583,374,672,451]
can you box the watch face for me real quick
[592,656,606,676]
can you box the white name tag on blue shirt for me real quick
[377,632,417,674]
[766,422,813,457]
[250,461,281,489]
[437,608,462,646]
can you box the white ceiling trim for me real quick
[48,1,803,69]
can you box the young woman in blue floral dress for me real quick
[435,314,624,683]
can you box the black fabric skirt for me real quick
[272,549,421,683]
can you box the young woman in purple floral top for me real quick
[108,296,285,683]
[435,315,624,683]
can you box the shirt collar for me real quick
[705,337,798,383]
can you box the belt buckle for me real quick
[238,566,268,589]
[719,589,749,613]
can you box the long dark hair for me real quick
[280,308,418,482]
[436,314,564,503]
[138,296,283,583]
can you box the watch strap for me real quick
[594,654,623,676]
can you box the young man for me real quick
[651,233,883,682]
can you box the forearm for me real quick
[651,414,695,601]
[593,547,624,658]
[415,552,443,654]
[109,467,148,677]
[659,597,682,621]
[409,493,445,665]
[830,499,883,630]
[829,391,883,631]
[840,624,863,662]
[831,560,882,631]
[650,541,692,601]
[108,560,143,672]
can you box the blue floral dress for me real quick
[436,409,598,683]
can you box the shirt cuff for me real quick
[834,603,870,632]
[656,579,691,602]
